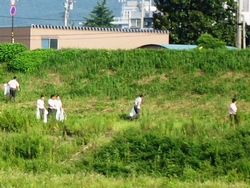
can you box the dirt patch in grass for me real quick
[194,69,205,76]
[47,72,63,86]
[220,71,247,79]
[137,74,168,84]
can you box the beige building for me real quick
[0,24,169,50]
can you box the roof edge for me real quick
[30,24,169,34]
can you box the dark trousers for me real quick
[9,88,16,100]
[39,108,44,118]
[132,105,140,119]
[230,114,238,125]
[48,108,56,118]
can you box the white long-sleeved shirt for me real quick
[229,103,237,114]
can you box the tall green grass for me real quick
[1,48,250,186]
[7,48,250,100]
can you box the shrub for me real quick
[0,43,28,63]
[86,129,189,177]
[197,34,226,49]
[81,126,250,180]
[7,49,56,73]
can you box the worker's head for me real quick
[232,98,237,103]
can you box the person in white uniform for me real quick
[7,76,20,101]
[131,94,144,119]
[55,95,65,121]
[229,98,238,125]
[47,94,57,118]
[37,95,45,118]
[36,95,48,123]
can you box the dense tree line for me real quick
[153,0,237,46]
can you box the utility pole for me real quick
[140,0,145,29]
[64,0,69,26]
[236,0,242,49]
[10,0,17,43]
[64,0,76,26]
[242,14,246,49]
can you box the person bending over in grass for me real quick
[229,98,238,125]
[131,94,144,120]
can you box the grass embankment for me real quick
[0,49,250,187]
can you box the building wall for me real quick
[0,26,169,50]
[0,27,31,49]
[113,0,156,29]
[243,0,249,12]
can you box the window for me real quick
[131,19,141,28]
[42,38,58,49]
[131,19,137,27]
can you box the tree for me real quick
[153,0,237,46]
[197,34,226,49]
[83,0,115,28]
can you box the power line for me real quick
[0,15,84,22]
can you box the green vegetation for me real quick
[197,34,226,49]
[153,0,237,46]
[0,43,28,63]
[1,48,250,187]
[83,0,115,27]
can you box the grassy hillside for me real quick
[1,48,250,187]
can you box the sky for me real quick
[1,0,250,27]
[0,0,122,27]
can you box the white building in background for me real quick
[112,0,157,29]
[242,0,250,24]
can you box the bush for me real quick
[86,129,190,177]
[81,126,250,180]
[7,49,56,73]
[197,34,226,49]
[0,43,28,63]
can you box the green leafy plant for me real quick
[7,48,56,73]
[0,42,28,63]
[197,34,226,49]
